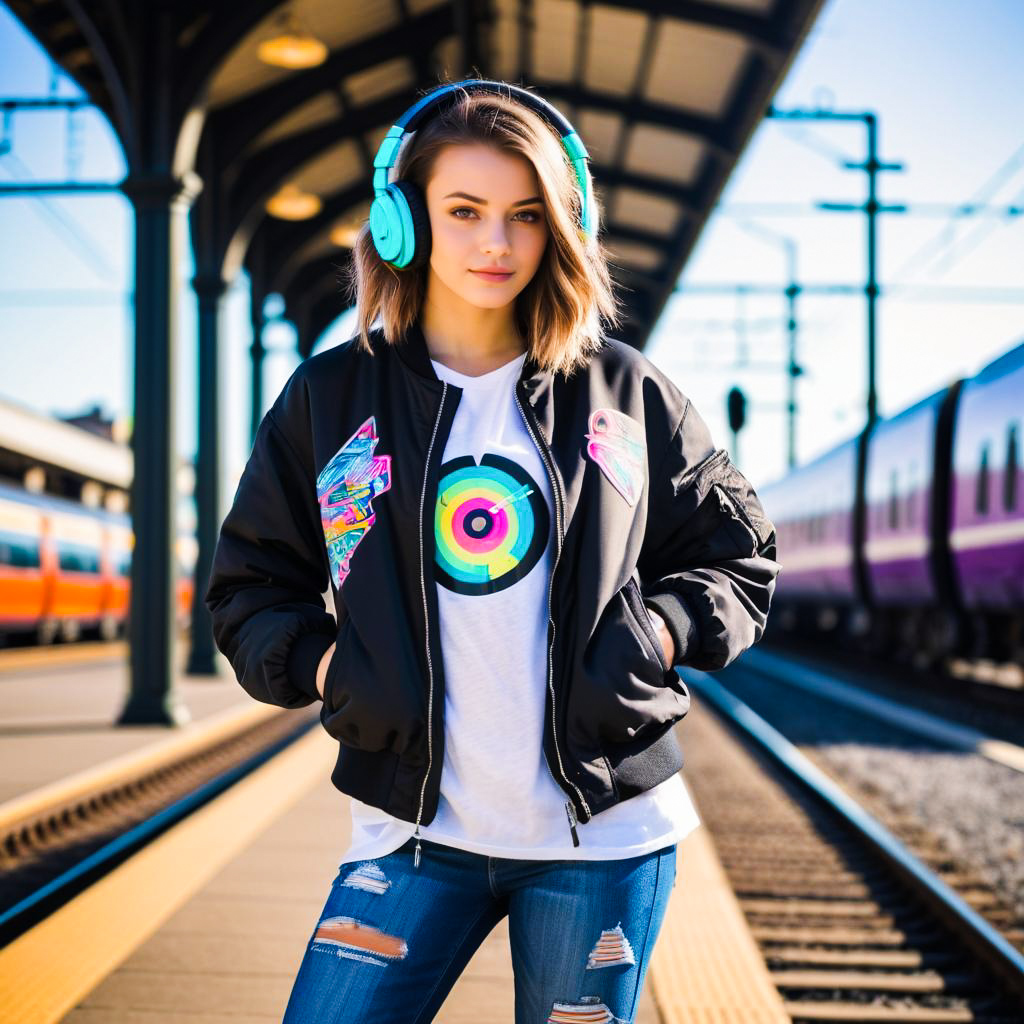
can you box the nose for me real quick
[480,217,512,255]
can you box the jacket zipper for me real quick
[513,382,590,845]
[413,382,449,869]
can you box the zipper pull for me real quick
[565,800,580,847]
[413,825,422,869]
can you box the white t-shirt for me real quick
[337,349,701,863]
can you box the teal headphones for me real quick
[369,79,596,270]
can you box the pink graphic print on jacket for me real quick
[584,407,646,507]
[316,416,392,589]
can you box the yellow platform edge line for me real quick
[0,723,335,1024]
[647,775,792,1023]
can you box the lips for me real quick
[471,269,514,281]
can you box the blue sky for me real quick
[0,0,1021,502]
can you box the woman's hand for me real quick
[316,642,335,700]
[644,603,675,668]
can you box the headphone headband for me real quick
[369,79,595,268]
[398,80,577,138]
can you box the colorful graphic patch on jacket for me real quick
[584,408,646,506]
[317,416,392,589]
[434,452,549,596]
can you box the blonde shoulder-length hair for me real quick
[341,81,623,378]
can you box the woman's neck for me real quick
[420,296,527,377]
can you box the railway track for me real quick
[682,669,1024,1023]
[0,701,318,945]
[764,633,1024,719]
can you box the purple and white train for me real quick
[758,339,1023,667]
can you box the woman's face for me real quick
[423,143,550,312]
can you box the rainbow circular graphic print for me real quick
[434,453,549,595]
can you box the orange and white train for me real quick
[0,479,194,645]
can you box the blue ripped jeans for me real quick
[281,835,677,1024]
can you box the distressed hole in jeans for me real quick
[547,995,628,1023]
[342,861,391,894]
[585,922,636,969]
[311,915,408,967]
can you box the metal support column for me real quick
[185,272,228,676]
[118,170,202,726]
[249,318,266,448]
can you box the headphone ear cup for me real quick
[390,179,432,271]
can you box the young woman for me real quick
[206,79,780,1024]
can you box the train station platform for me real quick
[18,729,791,1023]
[0,646,790,1023]
[0,641,248,804]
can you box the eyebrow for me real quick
[443,191,543,206]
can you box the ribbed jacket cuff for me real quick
[643,592,699,666]
[286,631,336,702]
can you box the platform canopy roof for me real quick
[10,0,825,355]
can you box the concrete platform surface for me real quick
[0,641,250,804]
[58,731,664,1023]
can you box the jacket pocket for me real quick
[621,576,670,672]
[571,578,689,749]
[320,615,387,749]
[322,614,353,715]
[702,453,775,556]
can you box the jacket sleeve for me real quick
[637,395,781,672]
[204,382,337,709]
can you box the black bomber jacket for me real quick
[205,319,781,854]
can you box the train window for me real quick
[0,531,42,568]
[888,469,899,529]
[905,462,917,527]
[976,444,990,516]
[1005,424,1019,512]
[57,541,102,574]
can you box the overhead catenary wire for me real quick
[887,139,1024,281]
[0,148,119,283]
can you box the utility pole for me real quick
[732,220,803,468]
[765,106,904,428]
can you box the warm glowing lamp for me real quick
[329,222,362,248]
[257,10,328,69]
[266,183,322,220]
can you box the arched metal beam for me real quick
[283,250,347,314]
[593,166,702,211]
[253,181,368,297]
[600,0,797,54]
[639,49,781,337]
[62,0,136,153]
[282,252,352,356]
[222,95,403,279]
[208,5,455,169]
[304,279,357,358]
[5,1,126,149]
[533,81,739,159]
[174,0,290,126]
